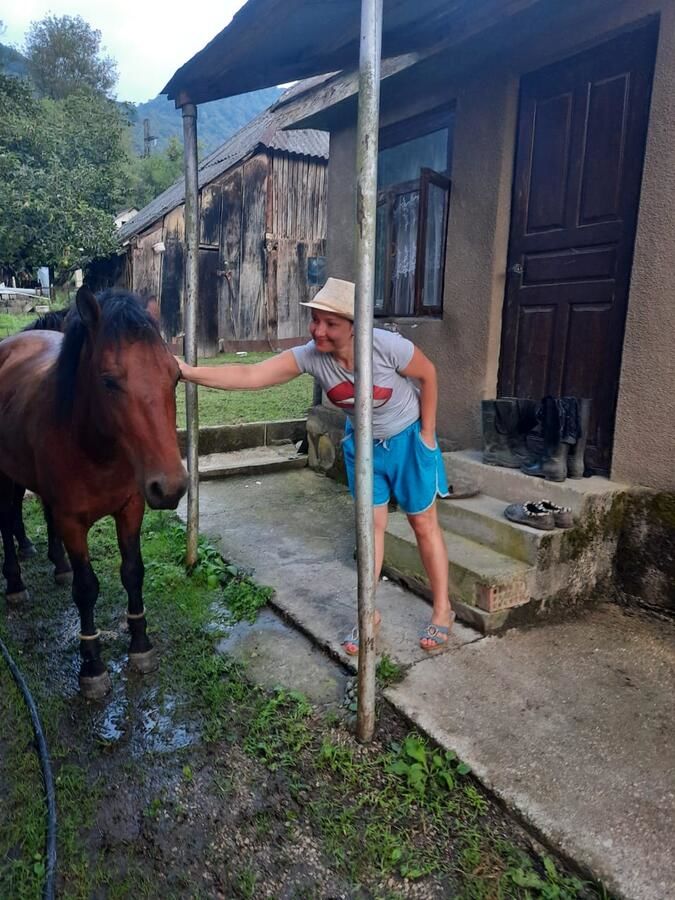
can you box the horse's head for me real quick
[59,287,188,509]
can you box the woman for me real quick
[177,278,454,653]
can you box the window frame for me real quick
[375,104,454,319]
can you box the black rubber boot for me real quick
[521,396,569,482]
[482,398,537,468]
[482,400,520,467]
[567,398,592,478]
[521,442,570,482]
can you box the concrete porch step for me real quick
[445,449,628,514]
[383,511,534,634]
[437,493,561,565]
[193,445,308,480]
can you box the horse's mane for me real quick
[22,307,71,333]
[55,289,160,421]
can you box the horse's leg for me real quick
[13,487,37,560]
[58,516,111,699]
[44,504,73,585]
[115,494,157,674]
[0,477,29,604]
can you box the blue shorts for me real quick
[342,419,450,515]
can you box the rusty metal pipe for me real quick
[354,0,383,744]
[181,102,200,567]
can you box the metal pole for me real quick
[182,102,200,567]
[354,0,383,744]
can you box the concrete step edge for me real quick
[198,454,308,480]
[437,494,561,564]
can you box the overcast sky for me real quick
[2,0,247,103]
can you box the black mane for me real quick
[22,307,71,333]
[55,289,161,421]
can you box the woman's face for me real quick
[309,309,353,353]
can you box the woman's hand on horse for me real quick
[175,357,191,381]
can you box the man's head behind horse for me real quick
[57,286,187,509]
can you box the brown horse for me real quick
[0,287,187,698]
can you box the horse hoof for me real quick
[18,543,37,560]
[79,671,112,700]
[54,570,73,586]
[128,648,159,674]
[6,589,30,605]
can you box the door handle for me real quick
[509,262,524,275]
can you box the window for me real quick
[374,107,453,317]
[307,256,327,286]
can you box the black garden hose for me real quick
[0,636,57,900]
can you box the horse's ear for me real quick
[146,296,160,323]
[75,286,100,332]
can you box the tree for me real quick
[129,136,185,209]
[23,14,118,100]
[0,74,129,276]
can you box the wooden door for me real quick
[198,248,219,357]
[498,24,657,473]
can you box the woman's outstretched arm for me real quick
[178,349,302,390]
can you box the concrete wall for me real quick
[612,3,675,489]
[323,0,675,491]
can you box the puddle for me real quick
[215,608,347,709]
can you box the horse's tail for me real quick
[22,307,71,333]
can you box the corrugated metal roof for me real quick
[119,89,328,242]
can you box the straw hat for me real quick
[300,278,354,320]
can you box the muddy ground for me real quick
[0,505,601,899]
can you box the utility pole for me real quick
[143,118,157,158]
[354,0,383,744]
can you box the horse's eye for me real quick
[101,375,121,392]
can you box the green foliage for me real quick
[127,136,184,209]
[386,734,472,798]
[0,73,130,275]
[23,14,117,100]
[375,654,404,687]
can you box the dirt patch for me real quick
[0,506,604,899]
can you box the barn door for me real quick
[498,23,657,474]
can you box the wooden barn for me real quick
[115,98,329,356]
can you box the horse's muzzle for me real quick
[145,469,188,509]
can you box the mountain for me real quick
[0,42,282,158]
[0,42,28,79]
[130,87,283,157]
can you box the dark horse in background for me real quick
[11,307,72,560]
[0,287,187,698]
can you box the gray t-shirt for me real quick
[292,328,420,439]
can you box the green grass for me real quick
[0,311,37,337]
[1,310,312,427]
[175,352,314,427]
[0,501,608,900]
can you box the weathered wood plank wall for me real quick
[270,152,328,341]
[127,148,327,352]
[132,225,163,299]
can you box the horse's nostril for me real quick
[148,480,164,500]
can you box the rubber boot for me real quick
[567,398,592,478]
[520,396,568,482]
[482,399,521,467]
[513,398,538,466]
[521,442,570,482]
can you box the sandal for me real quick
[419,614,455,652]
[341,620,380,657]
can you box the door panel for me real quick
[498,23,658,473]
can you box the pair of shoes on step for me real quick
[504,500,573,531]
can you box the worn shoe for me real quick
[534,500,574,528]
[504,502,555,530]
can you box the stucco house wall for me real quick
[324,0,675,491]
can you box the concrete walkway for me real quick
[180,467,675,900]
